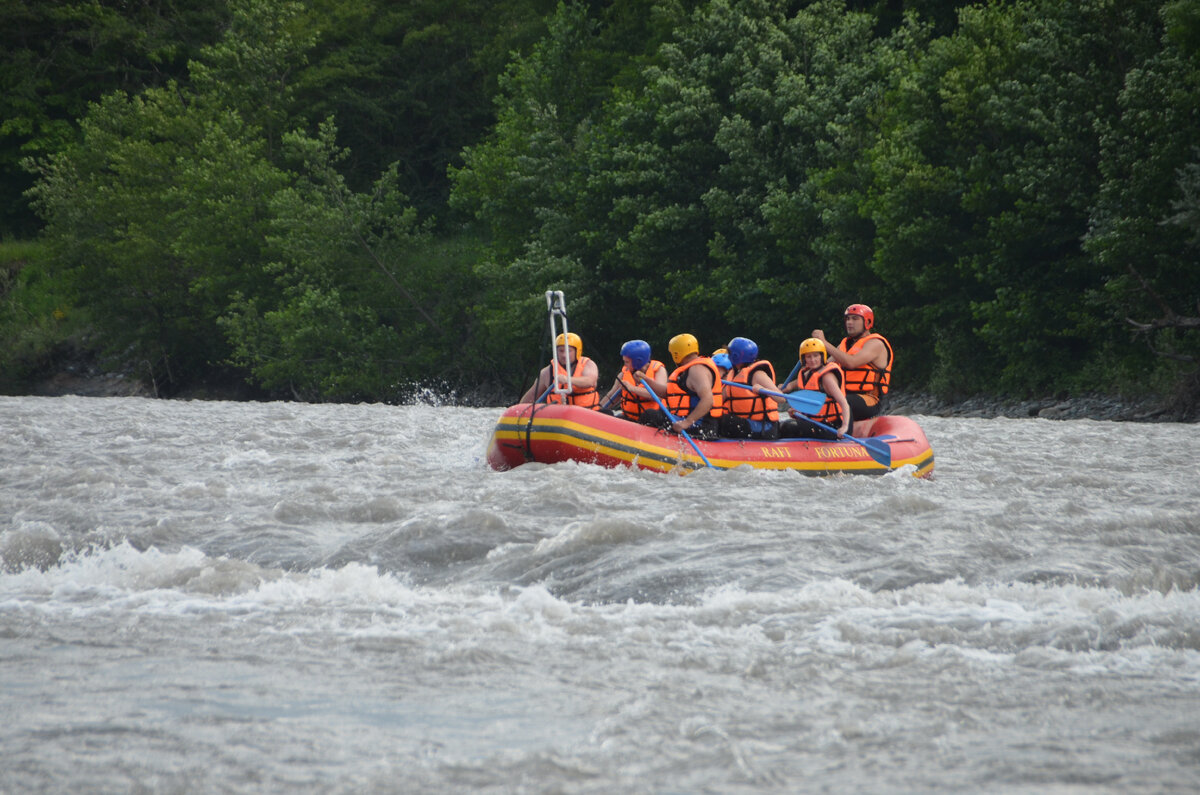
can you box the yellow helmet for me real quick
[668,333,699,364]
[554,332,583,360]
[799,337,828,365]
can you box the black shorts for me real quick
[846,393,883,421]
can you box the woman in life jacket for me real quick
[778,338,852,440]
[719,336,780,440]
[518,332,600,409]
[597,339,669,422]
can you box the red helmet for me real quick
[844,304,874,330]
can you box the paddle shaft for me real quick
[720,379,825,415]
[801,414,892,467]
[781,359,801,388]
[637,375,714,469]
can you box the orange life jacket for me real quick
[723,361,779,423]
[617,360,666,420]
[666,357,724,419]
[837,333,893,397]
[800,361,846,427]
[546,356,600,409]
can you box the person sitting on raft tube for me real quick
[778,338,852,440]
[640,333,724,440]
[719,336,780,440]
[519,331,600,408]
[811,303,893,422]
[598,339,669,422]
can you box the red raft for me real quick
[487,403,934,477]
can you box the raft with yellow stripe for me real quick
[487,403,934,477]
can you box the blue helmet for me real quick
[620,339,652,370]
[727,336,758,367]
[712,352,732,371]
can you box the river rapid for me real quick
[2,395,1199,793]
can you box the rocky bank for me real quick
[15,345,1195,421]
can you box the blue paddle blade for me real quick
[781,390,826,415]
[855,436,892,467]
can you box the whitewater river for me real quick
[2,395,1199,793]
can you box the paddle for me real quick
[598,386,623,411]
[781,359,802,390]
[801,415,892,467]
[720,380,826,415]
[637,375,714,470]
[532,382,556,404]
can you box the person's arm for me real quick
[820,371,852,436]
[599,377,624,407]
[623,368,649,399]
[639,365,669,397]
[519,367,550,403]
[673,367,713,431]
[571,358,599,391]
[751,368,777,393]
[649,363,669,395]
[826,337,885,370]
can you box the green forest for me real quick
[2,0,1198,408]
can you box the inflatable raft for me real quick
[487,403,934,477]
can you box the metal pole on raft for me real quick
[545,290,571,403]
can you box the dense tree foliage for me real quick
[453,0,1200,402]
[0,0,230,235]
[4,0,1199,405]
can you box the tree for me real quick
[27,87,288,388]
[863,0,1167,396]
[0,0,229,235]
[25,0,308,389]
[451,1,697,372]
[1086,0,1200,386]
[286,0,557,219]
[453,0,913,371]
[220,120,439,401]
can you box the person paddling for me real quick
[598,339,669,423]
[811,303,893,422]
[719,336,780,440]
[519,332,600,408]
[639,333,724,440]
[778,338,852,439]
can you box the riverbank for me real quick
[16,349,1195,421]
[886,391,1186,422]
[22,375,1191,423]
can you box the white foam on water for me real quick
[4,397,1200,793]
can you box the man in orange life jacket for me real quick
[519,332,600,408]
[811,303,893,422]
[597,339,669,422]
[778,337,852,440]
[640,333,724,440]
[719,336,780,440]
